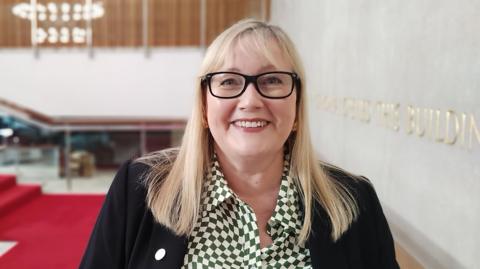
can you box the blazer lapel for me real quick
[307,206,349,269]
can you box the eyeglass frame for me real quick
[201,71,301,99]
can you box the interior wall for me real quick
[270,1,480,268]
[0,48,203,118]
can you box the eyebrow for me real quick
[223,64,278,73]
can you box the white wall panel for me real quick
[271,1,480,268]
[0,48,203,118]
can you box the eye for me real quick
[266,77,283,84]
[212,74,243,88]
[219,78,239,86]
[260,75,284,86]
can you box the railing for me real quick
[0,98,186,190]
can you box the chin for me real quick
[232,144,278,158]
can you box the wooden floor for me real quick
[395,242,424,269]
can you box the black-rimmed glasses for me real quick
[202,71,300,99]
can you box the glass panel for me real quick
[0,112,184,190]
[0,114,62,184]
[146,130,172,153]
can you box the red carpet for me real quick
[0,181,42,217]
[0,175,105,269]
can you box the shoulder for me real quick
[100,159,151,222]
[134,148,179,182]
[79,160,151,268]
[321,162,376,209]
[109,159,150,196]
[320,162,389,232]
[320,163,399,267]
[320,162,393,237]
[110,147,179,200]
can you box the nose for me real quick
[238,82,264,110]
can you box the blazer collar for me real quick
[306,204,349,269]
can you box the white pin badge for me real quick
[154,248,166,261]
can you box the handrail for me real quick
[0,97,187,131]
[1,97,187,191]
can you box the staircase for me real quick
[0,174,41,216]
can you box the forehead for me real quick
[219,36,292,72]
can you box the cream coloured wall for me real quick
[0,48,203,118]
[270,1,479,268]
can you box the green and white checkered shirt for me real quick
[182,154,312,269]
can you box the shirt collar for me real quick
[268,154,303,233]
[201,153,302,233]
[201,154,235,215]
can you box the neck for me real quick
[214,146,284,199]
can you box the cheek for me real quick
[206,96,234,128]
[278,99,297,126]
[286,107,297,127]
[205,95,218,123]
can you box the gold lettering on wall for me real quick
[434,109,444,143]
[315,95,479,151]
[405,105,415,135]
[444,110,460,145]
[469,115,480,150]
[427,109,434,140]
[415,108,425,137]
[459,113,467,147]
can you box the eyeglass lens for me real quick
[210,72,293,98]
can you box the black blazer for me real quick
[79,160,399,269]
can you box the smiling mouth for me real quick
[232,120,269,128]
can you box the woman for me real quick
[80,19,399,269]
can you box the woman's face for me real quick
[206,39,297,159]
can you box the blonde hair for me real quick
[138,19,358,242]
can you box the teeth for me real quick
[234,120,268,128]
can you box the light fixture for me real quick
[47,27,58,43]
[73,3,82,13]
[60,27,69,43]
[36,28,48,43]
[72,27,86,43]
[37,4,46,13]
[38,12,47,21]
[0,128,14,138]
[11,2,105,44]
[73,13,81,21]
[62,14,70,22]
[11,3,30,19]
[61,3,70,13]
[47,2,57,13]
[49,14,57,22]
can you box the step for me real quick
[0,185,42,216]
[0,175,16,193]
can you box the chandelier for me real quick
[12,2,105,44]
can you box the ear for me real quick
[202,115,209,129]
